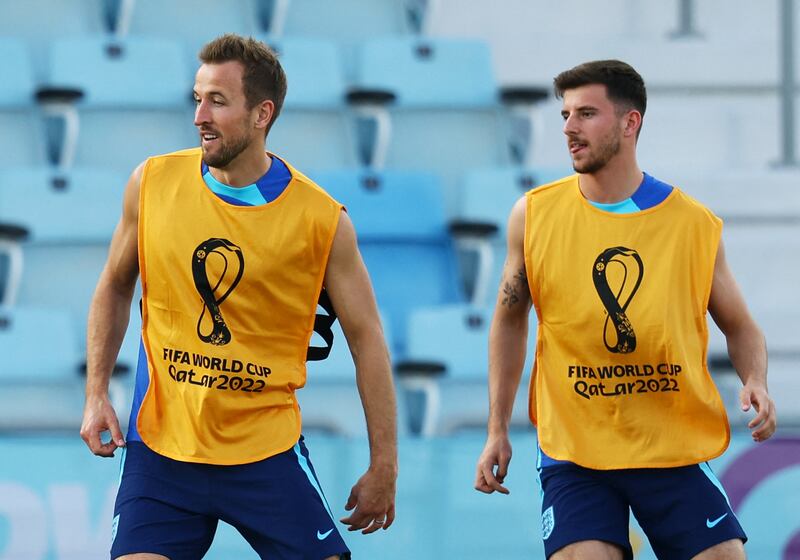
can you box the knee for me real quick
[692,538,746,560]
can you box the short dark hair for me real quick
[199,34,287,135]
[553,60,647,118]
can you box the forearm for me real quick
[85,275,135,398]
[725,319,768,389]
[350,326,398,470]
[487,313,528,436]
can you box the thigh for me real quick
[111,443,218,560]
[539,464,633,560]
[213,437,351,560]
[625,463,747,560]
[691,538,745,560]
[551,540,626,560]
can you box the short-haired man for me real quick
[81,34,397,560]
[475,59,776,560]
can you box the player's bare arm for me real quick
[475,196,532,495]
[323,211,398,534]
[708,238,776,442]
[80,163,143,458]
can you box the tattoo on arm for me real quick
[501,266,528,308]
[514,268,528,289]
[502,282,519,307]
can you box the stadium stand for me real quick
[0,0,108,80]
[261,36,358,170]
[0,306,83,430]
[41,35,193,171]
[0,38,45,167]
[301,312,411,436]
[315,167,465,357]
[124,0,260,60]
[451,165,572,304]
[397,304,534,436]
[349,37,509,211]
[272,0,415,78]
[0,167,125,337]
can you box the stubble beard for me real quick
[572,129,622,174]
[201,132,252,169]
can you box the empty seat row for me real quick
[1,0,422,81]
[0,35,546,191]
[0,35,507,110]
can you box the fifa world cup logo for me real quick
[592,247,644,354]
[191,238,244,346]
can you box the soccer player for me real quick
[80,34,397,560]
[474,60,777,559]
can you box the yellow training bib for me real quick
[137,148,341,465]
[525,175,728,469]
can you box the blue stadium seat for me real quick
[0,167,127,356]
[0,306,80,380]
[356,37,496,107]
[278,0,410,41]
[275,0,412,78]
[0,39,37,108]
[399,304,535,435]
[263,36,357,170]
[351,37,508,209]
[48,37,189,108]
[267,36,347,109]
[454,166,571,305]
[0,0,107,80]
[125,0,259,63]
[0,305,84,430]
[313,168,465,357]
[43,36,194,172]
[301,312,407,436]
[0,167,125,243]
[0,38,45,167]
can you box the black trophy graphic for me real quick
[191,238,244,345]
[592,246,644,354]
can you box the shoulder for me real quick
[146,147,202,165]
[140,147,201,180]
[529,174,578,195]
[282,159,343,209]
[526,174,579,204]
[668,187,723,228]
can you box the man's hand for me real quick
[339,464,397,534]
[740,383,777,442]
[80,394,125,457]
[475,433,512,494]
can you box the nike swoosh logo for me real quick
[317,528,334,540]
[706,513,728,528]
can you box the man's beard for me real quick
[201,133,251,169]
[572,130,621,174]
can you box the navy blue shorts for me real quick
[110,437,350,560]
[538,461,746,560]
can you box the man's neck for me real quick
[207,147,272,188]
[578,156,643,204]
